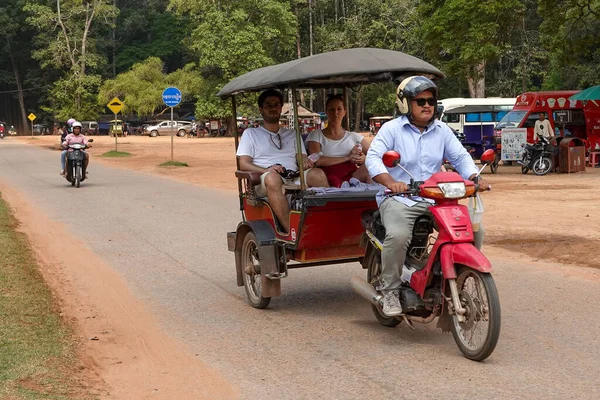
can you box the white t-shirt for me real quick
[236,127,306,171]
[534,119,553,140]
[306,129,363,157]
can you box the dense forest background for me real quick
[0,0,598,131]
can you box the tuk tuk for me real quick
[109,119,124,137]
[369,116,394,136]
[220,48,444,309]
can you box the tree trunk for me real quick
[7,38,28,133]
[354,93,362,132]
[112,0,117,77]
[466,62,486,98]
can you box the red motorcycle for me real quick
[352,149,500,361]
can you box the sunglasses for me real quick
[413,98,437,107]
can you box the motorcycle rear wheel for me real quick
[521,166,529,174]
[532,156,552,176]
[365,249,401,328]
[450,266,501,361]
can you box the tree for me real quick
[170,0,297,119]
[25,0,119,120]
[98,57,202,116]
[0,0,38,131]
[538,0,600,89]
[418,0,524,98]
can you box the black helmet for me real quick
[395,76,439,116]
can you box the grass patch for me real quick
[159,161,188,167]
[101,150,131,157]
[0,194,93,399]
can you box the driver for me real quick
[61,121,91,178]
[236,89,329,234]
[365,76,487,317]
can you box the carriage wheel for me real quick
[241,231,271,309]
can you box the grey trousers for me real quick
[379,198,484,292]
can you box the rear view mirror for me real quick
[480,149,495,165]
[383,151,401,168]
[88,138,94,143]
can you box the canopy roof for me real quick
[217,48,445,99]
[569,85,600,101]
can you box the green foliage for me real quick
[24,0,119,120]
[538,0,600,88]
[98,57,202,116]
[102,150,132,157]
[52,74,104,121]
[171,0,297,117]
[418,0,524,95]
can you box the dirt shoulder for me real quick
[0,183,237,400]
[19,134,600,269]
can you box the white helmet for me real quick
[395,76,439,117]
[72,121,82,129]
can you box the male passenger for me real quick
[236,89,329,234]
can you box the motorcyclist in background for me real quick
[61,122,91,178]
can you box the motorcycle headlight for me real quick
[437,182,466,198]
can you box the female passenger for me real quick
[306,95,371,187]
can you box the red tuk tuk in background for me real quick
[369,116,393,136]
[220,48,444,310]
[495,91,600,149]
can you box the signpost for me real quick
[107,97,124,151]
[162,87,182,162]
[28,113,36,136]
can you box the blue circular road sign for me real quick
[162,87,182,107]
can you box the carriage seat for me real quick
[235,170,262,186]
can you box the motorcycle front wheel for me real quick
[450,267,501,361]
[532,156,552,176]
[75,165,81,188]
[365,248,401,327]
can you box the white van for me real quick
[80,121,99,134]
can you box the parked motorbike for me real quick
[65,139,93,188]
[518,136,553,175]
[352,149,500,361]
[0,131,4,140]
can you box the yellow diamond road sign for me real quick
[28,113,36,121]
[107,97,124,114]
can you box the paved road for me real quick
[1,141,599,399]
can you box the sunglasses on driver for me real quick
[412,98,437,107]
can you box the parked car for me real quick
[144,121,192,137]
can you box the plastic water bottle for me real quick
[308,152,322,163]
[468,193,484,232]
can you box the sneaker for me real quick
[382,290,403,317]
[60,169,65,176]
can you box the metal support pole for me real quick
[171,106,174,162]
[31,120,33,137]
[114,113,118,152]
[232,96,244,213]
[343,87,350,130]
[291,88,307,191]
